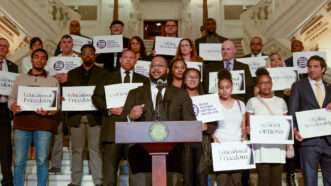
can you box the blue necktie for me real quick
[225,61,231,71]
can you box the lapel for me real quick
[87,66,100,85]
[305,79,321,108]
[6,60,17,73]
[113,70,122,83]
[233,59,241,70]
[322,81,331,107]
[142,83,154,119]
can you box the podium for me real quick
[115,121,202,186]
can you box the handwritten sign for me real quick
[104,83,143,108]
[237,56,268,77]
[93,35,123,54]
[250,115,294,144]
[295,109,331,139]
[62,86,96,111]
[0,71,18,95]
[267,67,298,91]
[208,70,245,94]
[199,43,222,61]
[212,142,255,171]
[48,57,82,75]
[17,86,58,111]
[191,94,224,123]
[293,51,327,74]
[71,35,92,53]
[155,36,181,56]
[135,60,150,77]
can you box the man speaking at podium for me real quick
[122,55,196,186]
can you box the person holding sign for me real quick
[246,68,293,186]
[169,58,187,88]
[0,37,18,186]
[203,40,253,102]
[182,68,210,186]
[8,48,59,186]
[65,44,107,186]
[21,37,43,74]
[122,55,196,186]
[289,55,331,186]
[175,38,203,62]
[128,36,150,61]
[96,20,130,72]
[92,49,148,186]
[242,36,267,58]
[211,69,246,186]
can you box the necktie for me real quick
[225,61,231,71]
[124,71,130,83]
[314,82,324,108]
[155,85,164,121]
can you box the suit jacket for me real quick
[96,37,130,72]
[195,33,228,55]
[289,79,331,145]
[92,70,148,142]
[0,59,18,123]
[202,59,254,103]
[65,65,108,127]
[121,83,196,173]
[241,53,268,58]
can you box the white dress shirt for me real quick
[120,68,133,83]
[150,81,166,109]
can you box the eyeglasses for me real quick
[151,64,167,68]
[185,77,200,81]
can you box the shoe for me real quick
[286,173,296,186]
[67,183,80,186]
[48,167,61,174]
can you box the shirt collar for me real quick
[28,69,48,77]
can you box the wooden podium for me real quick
[115,121,202,186]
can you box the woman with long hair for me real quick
[169,58,187,88]
[175,38,203,62]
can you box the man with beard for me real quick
[121,55,196,186]
[65,44,107,186]
[195,18,228,54]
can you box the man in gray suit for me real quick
[289,55,331,186]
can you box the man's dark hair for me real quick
[30,37,43,49]
[31,48,48,60]
[60,34,73,41]
[81,44,96,54]
[110,20,124,27]
[307,55,327,70]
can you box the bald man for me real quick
[0,37,18,186]
[203,40,253,102]
[242,36,267,57]
[285,39,304,67]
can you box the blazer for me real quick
[121,83,196,173]
[92,70,148,142]
[65,65,108,127]
[289,78,331,145]
[202,59,254,103]
[96,37,130,72]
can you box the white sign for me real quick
[191,94,224,123]
[0,71,18,96]
[48,57,82,75]
[199,43,222,61]
[211,142,255,171]
[293,51,327,74]
[71,35,92,53]
[208,70,245,94]
[155,36,181,56]
[135,60,150,77]
[105,83,143,108]
[295,109,331,139]
[250,115,294,144]
[17,86,58,111]
[267,67,298,91]
[238,56,268,77]
[62,86,96,111]
[93,35,123,54]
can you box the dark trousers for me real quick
[0,103,13,186]
[256,163,283,186]
[102,143,129,186]
[183,143,208,186]
[300,138,331,186]
[216,171,241,186]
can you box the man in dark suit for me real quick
[289,55,331,186]
[242,36,267,57]
[0,37,17,186]
[121,55,196,186]
[203,40,253,102]
[96,20,130,72]
[92,49,148,186]
[66,44,108,186]
[195,18,228,55]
